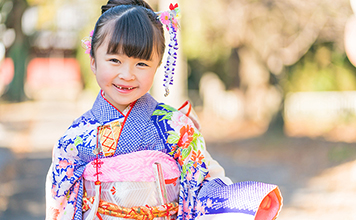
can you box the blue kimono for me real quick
[46,91,282,220]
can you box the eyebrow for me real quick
[105,52,154,61]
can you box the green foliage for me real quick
[152,104,176,121]
[328,145,356,163]
[285,44,356,93]
[181,146,192,160]
[74,136,83,147]
[167,130,180,144]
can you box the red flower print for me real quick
[196,201,205,214]
[191,150,204,164]
[58,159,72,169]
[173,148,183,165]
[173,147,181,159]
[206,198,213,208]
[183,201,189,212]
[111,186,116,195]
[177,126,194,149]
[170,145,179,154]
[66,167,74,177]
[49,207,60,220]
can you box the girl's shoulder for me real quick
[152,101,201,132]
[153,101,201,131]
[58,110,99,144]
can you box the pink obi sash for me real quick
[83,150,180,183]
[83,150,181,220]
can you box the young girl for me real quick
[46,0,283,219]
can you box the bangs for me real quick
[106,8,159,60]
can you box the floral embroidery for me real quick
[168,110,195,131]
[66,144,78,158]
[177,125,194,149]
[206,198,213,208]
[66,167,74,177]
[74,136,83,147]
[153,104,210,219]
[48,207,60,220]
[47,94,282,220]
[58,159,72,169]
[191,150,204,168]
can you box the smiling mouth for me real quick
[114,84,136,90]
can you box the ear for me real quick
[90,56,96,75]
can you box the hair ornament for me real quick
[81,30,94,55]
[156,3,180,96]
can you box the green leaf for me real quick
[74,136,83,147]
[197,171,205,183]
[181,165,187,177]
[167,130,176,135]
[152,110,168,116]
[191,139,198,151]
[200,167,209,182]
[187,161,194,167]
[159,104,177,112]
[192,132,201,140]
[181,146,192,160]
[160,112,173,121]
[167,132,180,144]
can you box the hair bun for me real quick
[101,0,154,14]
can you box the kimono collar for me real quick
[90,90,158,125]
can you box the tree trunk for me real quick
[2,0,29,102]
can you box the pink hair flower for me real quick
[160,11,170,26]
[172,18,179,31]
[82,30,94,55]
[84,41,91,54]
[82,39,91,54]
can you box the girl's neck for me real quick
[101,90,134,116]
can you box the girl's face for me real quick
[91,38,161,112]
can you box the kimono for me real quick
[45,91,282,220]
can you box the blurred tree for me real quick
[181,0,355,133]
[1,0,107,101]
[1,0,29,102]
[286,44,356,93]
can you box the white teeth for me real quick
[115,85,134,90]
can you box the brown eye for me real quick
[137,62,148,67]
[110,58,120,63]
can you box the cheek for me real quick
[143,72,156,87]
[96,72,113,87]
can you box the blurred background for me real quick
[1,0,356,219]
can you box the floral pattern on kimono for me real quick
[152,104,210,219]
[46,91,282,220]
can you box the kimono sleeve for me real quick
[161,104,282,220]
[45,128,88,220]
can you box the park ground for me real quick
[0,93,356,219]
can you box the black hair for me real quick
[90,0,165,62]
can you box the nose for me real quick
[118,64,135,81]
